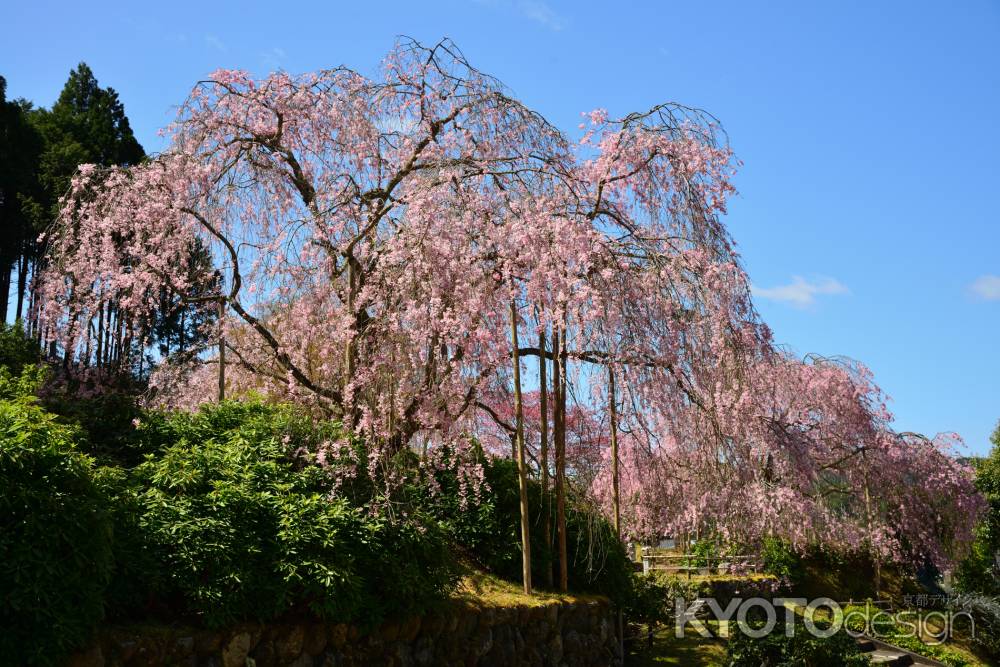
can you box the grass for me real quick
[449,560,989,666]
[450,562,603,608]
[630,623,728,666]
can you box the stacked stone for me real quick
[68,599,623,667]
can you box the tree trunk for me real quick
[95,302,104,370]
[82,322,92,367]
[102,302,112,368]
[510,301,532,595]
[0,260,11,324]
[554,325,569,593]
[27,261,38,337]
[539,327,553,588]
[15,253,27,322]
[179,309,186,354]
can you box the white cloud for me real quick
[752,276,849,308]
[474,0,566,31]
[204,34,227,52]
[970,274,1000,301]
[261,47,288,71]
[517,0,566,30]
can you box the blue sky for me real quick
[5,0,999,453]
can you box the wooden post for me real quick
[218,298,225,402]
[609,365,621,538]
[510,301,532,595]
[554,324,568,593]
[609,364,624,660]
[539,327,553,588]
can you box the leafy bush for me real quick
[685,534,722,567]
[841,603,974,667]
[949,594,1000,663]
[45,390,150,466]
[624,572,673,627]
[624,571,783,629]
[0,371,112,666]
[0,321,40,375]
[104,401,455,627]
[956,432,1000,596]
[411,446,633,602]
[761,536,803,582]
[727,619,869,667]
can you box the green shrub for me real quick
[685,534,722,567]
[727,619,869,667]
[44,391,150,466]
[411,447,633,602]
[624,572,673,626]
[949,594,1000,663]
[761,536,803,582]
[0,321,40,375]
[0,372,112,666]
[624,571,783,629]
[840,603,974,667]
[105,400,455,627]
[956,437,1000,596]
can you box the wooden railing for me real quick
[639,549,761,577]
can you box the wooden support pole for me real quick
[539,328,553,588]
[510,301,532,595]
[218,298,226,402]
[554,324,568,593]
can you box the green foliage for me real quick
[104,401,455,628]
[956,424,1000,596]
[0,362,46,400]
[44,390,149,466]
[761,536,804,582]
[727,619,869,667]
[0,76,44,302]
[624,573,674,626]
[28,63,144,222]
[0,322,39,375]
[877,633,971,667]
[954,524,999,596]
[149,237,220,364]
[411,447,633,603]
[624,572,783,629]
[685,535,722,567]
[840,603,974,667]
[0,371,112,665]
[949,594,1000,663]
[563,493,634,602]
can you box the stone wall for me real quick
[69,598,623,667]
